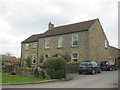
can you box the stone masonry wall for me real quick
[21,42,38,67]
[38,31,89,64]
[88,20,110,64]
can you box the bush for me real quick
[20,66,32,71]
[7,65,14,72]
[34,68,39,77]
[62,53,71,62]
[43,57,67,79]
[26,57,32,68]
[52,53,71,62]
[39,54,44,64]
[2,65,7,72]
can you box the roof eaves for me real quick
[38,29,88,38]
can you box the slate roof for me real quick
[22,19,98,43]
[22,33,44,43]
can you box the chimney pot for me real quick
[48,22,54,29]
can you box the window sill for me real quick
[57,47,63,49]
[44,48,50,50]
[32,48,37,49]
[71,45,79,48]
[24,49,29,51]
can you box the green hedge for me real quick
[43,57,67,79]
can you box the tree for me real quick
[26,57,32,68]
[5,52,12,56]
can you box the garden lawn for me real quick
[1,72,51,83]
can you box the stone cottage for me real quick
[21,18,118,67]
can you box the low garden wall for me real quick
[15,69,34,77]
[2,62,80,80]
[66,63,79,73]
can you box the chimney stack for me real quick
[48,22,54,29]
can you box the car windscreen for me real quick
[100,61,107,65]
[80,62,92,66]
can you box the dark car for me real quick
[78,61,102,75]
[100,61,117,71]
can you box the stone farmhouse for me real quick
[21,19,119,67]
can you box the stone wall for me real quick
[109,46,119,62]
[38,31,89,63]
[21,42,38,67]
[66,63,79,73]
[88,20,110,64]
[15,69,34,77]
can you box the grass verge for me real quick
[1,72,51,83]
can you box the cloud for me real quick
[0,0,119,57]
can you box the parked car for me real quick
[78,61,102,75]
[100,61,117,71]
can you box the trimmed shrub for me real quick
[52,53,71,62]
[43,57,67,79]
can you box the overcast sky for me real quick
[0,0,119,57]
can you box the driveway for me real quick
[2,71,118,88]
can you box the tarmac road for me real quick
[2,70,118,88]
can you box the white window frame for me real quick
[44,54,50,60]
[32,42,37,49]
[32,56,37,64]
[71,52,78,62]
[72,34,78,47]
[105,40,108,48]
[58,53,63,57]
[45,38,50,48]
[58,37,63,48]
[24,43,29,50]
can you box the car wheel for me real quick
[92,70,95,75]
[114,67,117,70]
[109,67,113,71]
[79,71,82,74]
[98,69,102,73]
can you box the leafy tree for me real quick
[26,57,32,68]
